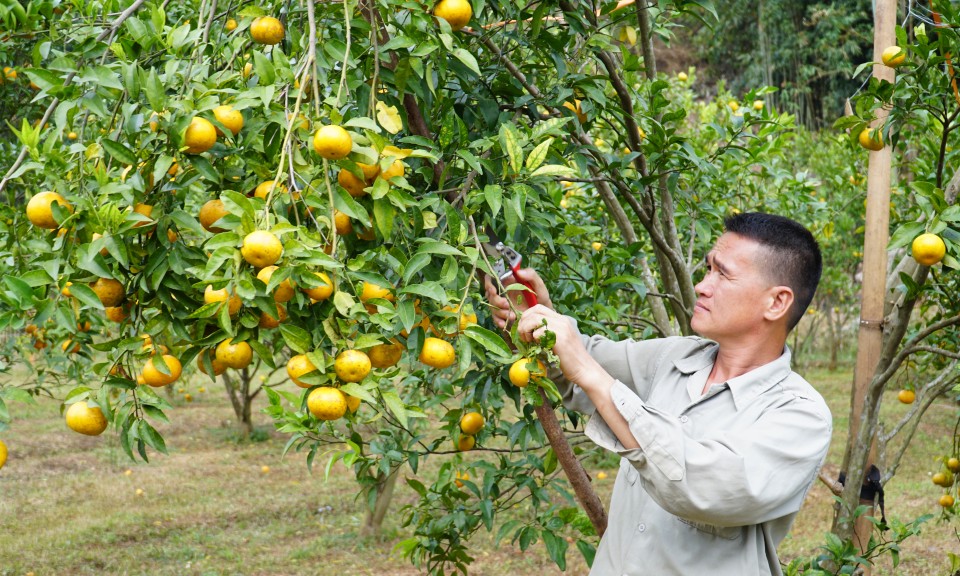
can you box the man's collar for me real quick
[674,342,794,409]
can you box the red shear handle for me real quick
[509,261,538,307]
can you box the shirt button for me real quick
[679,415,689,423]
[638,523,646,532]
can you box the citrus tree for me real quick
[0,0,893,572]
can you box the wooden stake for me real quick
[847,0,896,570]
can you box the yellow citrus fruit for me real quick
[199,199,229,233]
[302,272,334,301]
[420,337,456,369]
[257,266,295,302]
[882,46,906,67]
[456,435,475,451]
[197,349,227,376]
[308,387,347,421]
[591,241,603,251]
[313,125,353,160]
[184,117,217,154]
[933,472,950,486]
[287,354,317,388]
[563,100,587,123]
[947,457,960,473]
[897,389,916,404]
[241,230,283,268]
[677,71,688,81]
[65,401,108,436]
[242,62,253,78]
[61,339,80,354]
[508,357,546,388]
[380,160,405,181]
[753,100,764,111]
[26,191,72,229]
[940,494,955,508]
[3,67,16,80]
[911,233,946,266]
[358,162,380,180]
[216,338,253,369]
[440,305,477,333]
[360,281,394,304]
[204,285,242,315]
[132,203,154,228]
[225,18,237,31]
[334,210,353,235]
[0,438,6,469]
[460,412,484,435]
[345,394,361,413]
[61,281,73,297]
[67,131,78,140]
[254,180,286,199]
[142,354,183,387]
[91,278,125,307]
[335,349,372,383]
[212,104,244,136]
[454,471,468,488]
[369,340,403,368]
[250,16,284,45]
[258,303,287,329]
[105,305,129,322]
[858,128,884,151]
[338,168,368,197]
[433,0,472,31]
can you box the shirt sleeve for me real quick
[585,380,832,527]
[549,317,676,416]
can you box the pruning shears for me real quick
[482,226,538,308]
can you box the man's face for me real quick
[691,233,776,342]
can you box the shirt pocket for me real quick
[676,516,742,541]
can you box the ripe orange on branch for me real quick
[881,46,906,68]
[65,401,108,436]
[420,337,456,369]
[313,125,353,160]
[241,230,283,268]
[335,350,372,382]
[199,199,229,232]
[287,354,318,388]
[142,354,183,387]
[911,233,946,266]
[460,412,484,435]
[508,357,546,387]
[250,16,284,45]
[216,338,253,369]
[433,0,473,31]
[369,340,403,368]
[26,191,72,229]
[204,285,242,315]
[254,180,286,199]
[184,117,217,154]
[257,266,295,302]
[858,128,884,151]
[91,278,125,307]
[212,104,243,136]
[308,387,348,421]
[302,272,334,301]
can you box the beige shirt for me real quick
[559,332,832,576]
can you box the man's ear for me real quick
[765,286,794,323]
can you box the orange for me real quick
[358,162,380,180]
[420,337,456,369]
[0,439,6,470]
[345,394,361,413]
[881,46,906,68]
[380,160,404,181]
[166,229,178,243]
[334,210,353,235]
[858,128,884,151]
[911,233,946,266]
[359,281,394,306]
[940,494,955,508]
[65,401,108,436]
[225,18,237,32]
[242,62,253,78]
[508,357,546,387]
[287,354,317,388]
[563,100,586,123]
[142,354,182,387]
[26,191,72,229]
[250,16,284,45]
[105,305,129,322]
[897,389,916,404]
[597,471,608,480]
[334,349,372,382]
[258,304,287,328]
[132,203,154,228]
[61,281,73,297]
[302,272,334,301]
[433,0,472,31]
[307,387,347,421]
[199,199,229,232]
[369,340,403,368]
[254,180,286,199]
[947,457,960,473]
[441,305,477,334]
[257,265,295,302]
[241,230,283,268]
[184,117,217,154]
[456,435,475,451]
[197,350,227,376]
[313,125,353,160]
[204,285,242,315]
[213,104,243,136]
[61,339,80,354]
[459,412,484,435]
[91,278,125,307]
[216,338,253,369]
[338,168,368,197]
[454,471,468,488]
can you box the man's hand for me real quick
[483,268,553,330]
[515,304,610,391]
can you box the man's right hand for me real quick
[483,268,553,330]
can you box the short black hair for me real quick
[724,212,822,331]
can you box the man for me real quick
[484,212,832,575]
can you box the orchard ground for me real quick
[0,364,958,576]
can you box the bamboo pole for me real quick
[847,0,896,568]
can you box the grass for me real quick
[0,365,958,575]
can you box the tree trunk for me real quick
[361,468,400,537]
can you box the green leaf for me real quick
[452,48,480,76]
[69,282,106,311]
[382,389,408,429]
[525,138,553,172]
[253,50,276,85]
[399,281,446,302]
[191,155,221,184]
[464,325,512,360]
[530,164,576,178]
[280,324,312,354]
[101,139,138,166]
[138,419,168,454]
